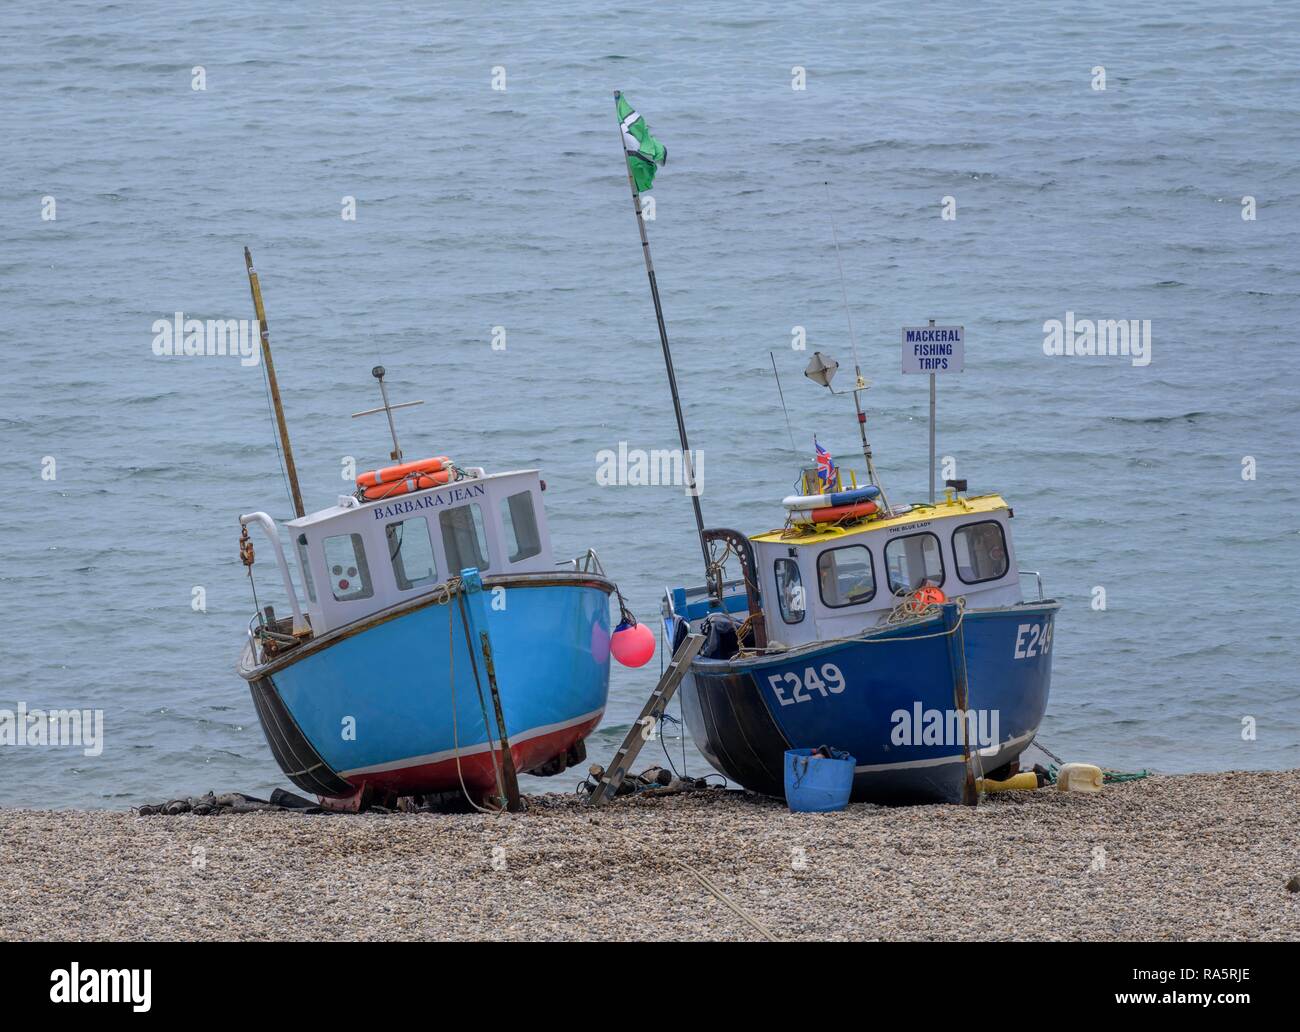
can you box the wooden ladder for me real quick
[586,632,706,807]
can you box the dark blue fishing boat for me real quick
[661,491,1059,805]
[610,95,1059,805]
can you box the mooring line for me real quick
[595,820,778,941]
[670,856,779,942]
[436,579,500,816]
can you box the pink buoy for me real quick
[610,619,655,668]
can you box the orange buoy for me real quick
[356,456,451,489]
[914,585,946,607]
[360,469,453,501]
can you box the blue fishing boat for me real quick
[609,97,1059,805]
[661,490,1059,805]
[232,251,615,810]
[237,476,614,809]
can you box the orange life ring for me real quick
[800,500,878,524]
[356,456,451,489]
[360,469,453,501]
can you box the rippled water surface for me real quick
[1,1,1297,807]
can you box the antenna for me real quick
[823,181,865,384]
[351,366,424,462]
[769,351,798,454]
[803,187,894,515]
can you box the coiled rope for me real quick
[734,593,967,659]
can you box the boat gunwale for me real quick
[681,598,1062,672]
[237,570,616,680]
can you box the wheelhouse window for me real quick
[440,503,490,574]
[774,558,805,624]
[885,532,944,595]
[323,533,374,602]
[952,520,1009,585]
[500,491,541,563]
[295,533,316,603]
[817,545,876,608]
[386,516,438,590]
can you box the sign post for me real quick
[901,321,964,504]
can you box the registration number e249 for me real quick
[768,664,846,706]
[1014,622,1052,659]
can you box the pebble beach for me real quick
[1,771,1296,942]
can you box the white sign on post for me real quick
[901,325,964,374]
[901,323,964,505]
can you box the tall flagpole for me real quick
[613,92,711,578]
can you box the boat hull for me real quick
[674,602,1059,805]
[239,573,613,800]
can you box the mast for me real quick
[851,388,890,514]
[244,247,305,519]
[822,185,892,514]
[613,92,711,578]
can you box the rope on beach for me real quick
[576,763,724,801]
[671,857,779,942]
[136,789,325,816]
[1042,762,1153,785]
[1034,742,1152,784]
[1100,769,1153,783]
[578,762,777,940]
[590,817,779,942]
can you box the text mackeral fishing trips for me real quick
[903,327,962,371]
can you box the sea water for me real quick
[0,1,1296,807]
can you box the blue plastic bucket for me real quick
[784,747,856,813]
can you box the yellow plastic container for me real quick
[1056,762,1104,793]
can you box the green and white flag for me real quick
[617,94,666,191]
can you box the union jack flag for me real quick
[814,437,836,490]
